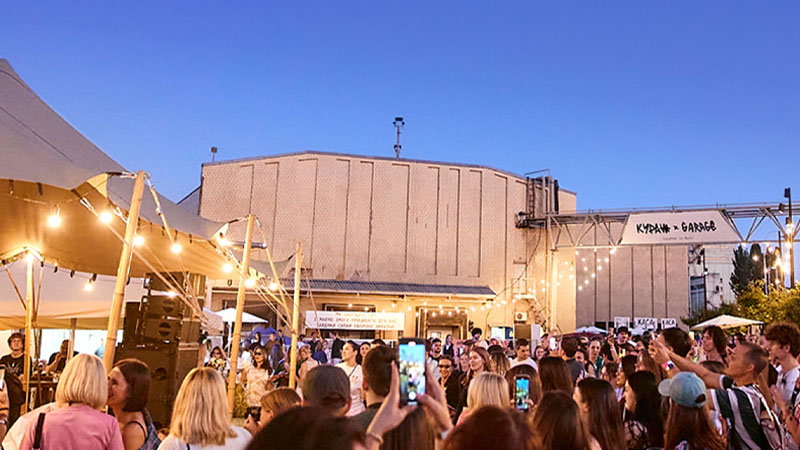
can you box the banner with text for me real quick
[661,318,678,329]
[620,211,740,245]
[305,311,405,330]
[634,317,658,331]
[614,317,631,329]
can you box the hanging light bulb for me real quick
[132,235,145,247]
[348,303,353,308]
[171,243,182,254]
[24,252,35,263]
[84,280,94,291]
[432,312,437,317]
[407,306,412,311]
[268,281,279,291]
[244,278,256,288]
[364,307,369,312]
[167,291,177,298]
[47,207,61,228]
[222,263,233,274]
[99,211,114,224]
[578,286,583,291]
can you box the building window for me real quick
[689,276,705,316]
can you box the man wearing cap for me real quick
[651,339,783,450]
[302,365,352,417]
[658,372,725,449]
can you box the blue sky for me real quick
[2,2,799,230]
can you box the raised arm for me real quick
[649,339,721,389]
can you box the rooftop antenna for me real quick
[393,117,404,159]
[210,146,218,162]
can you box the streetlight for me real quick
[393,117,404,159]
[787,188,794,287]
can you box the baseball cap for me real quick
[302,365,350,412]
[658,371,707,408]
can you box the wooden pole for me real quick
[103,170,146,373]
[22,254,35,414]
[226,214,255,418]
[288,242,302,389]
[68,318,77,362]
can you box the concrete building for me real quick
[196,151,690,338]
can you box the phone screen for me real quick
[549,337,557,351]
[399,339,426,405]
[515,377,530,410]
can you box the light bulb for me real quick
[222,263,233,273]
[47,213,61,228]
[171,243,182,254]
[24,253,35,263]
[244,278,256,288]
[133,235,144,247]
[167,291,177,298]
[84,281,93,291]
[268,281,279,291]
[99,211,113,224]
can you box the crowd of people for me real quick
[3,322,800,449]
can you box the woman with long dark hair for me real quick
[242,344,269,408]
[456,347,494,421]
[622,371,664,450]
[538,356,573,394]
[660,372,724,450]
[107,359,161,450]
[575,378,625,450]
[532,391,591,450]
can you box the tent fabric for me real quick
[0,59,288,279]
[214,308,268,324]
[690,314,763,331]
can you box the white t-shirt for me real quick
[510,358,537,370]
[776,365,800,413]
[156,427,250,450]
[336,362,366,416]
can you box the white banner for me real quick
[661,318,678,329]
[614,316,630,329]
[620,211,740,245]
[305,311,405,330]
[634,317,658,331]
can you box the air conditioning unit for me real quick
[514,311,528,323]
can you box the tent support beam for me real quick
[22,255,34,415]
[103,170,146,373]
[288,242,302,389]
[226,214,255,418]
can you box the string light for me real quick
[170,243,182,254]
[348,303,353,308]
[244,278,256,288]
[84,280,93,291]
[99,211,114,224]
[364,307,369,312]
[24,252,35,263]
[407,306,412,311]
[167,291,177,298]
[268,281,279,291]
[604,257,609,263]
[133,235,144,247]
[222,263,233,273]
[432,312,437,317]
[597,266,603,271]
[470,306,476,311]
[47,207,61,228]
[610,248,617,254]
[591,273,596,278]
[578,285,583,291]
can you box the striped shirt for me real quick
[712,375,778,450]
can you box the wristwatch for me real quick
[662,361,676,371]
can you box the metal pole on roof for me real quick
[288,242,303,389]
[103,170,146,373]
[227,214,255,419]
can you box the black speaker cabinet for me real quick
[114,343,201,427]
[140,317,180,342]
[122,302,142,343]
[145,273,206,297]
[144,296,184,318]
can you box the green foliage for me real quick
[683,282,800,327]
[730,245,757,296]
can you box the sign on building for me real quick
[634,317,658,331]
[620,211,740,245]
[305,311,405,330]
[614,316,631,329]
[661,318,678,329]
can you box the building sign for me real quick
[614,316,630,329]
[305,311,405,330]
[661,318,678,329]
[634,317,658,331]
[620,211,740,245]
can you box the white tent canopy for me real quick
[575,326,607,334]
[214,308,268,324]
[690,314,763,331]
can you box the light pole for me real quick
[786,188,795,288]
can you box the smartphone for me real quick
[399,338,426,405]
[549,337,557,351]
[246,406,261,422]
[515,375,530,410]
[0,366,5,390]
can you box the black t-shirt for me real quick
[47,351,78,372]
[0,353,26,405]
[331,338,344,359]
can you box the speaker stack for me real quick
[117,274,206,426]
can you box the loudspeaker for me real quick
[144,296,184,318]
[140,318,180,342]
[115,343,201,427]
[122,302,142,343]
[146,273,206,297]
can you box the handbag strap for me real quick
[33,412,46,449]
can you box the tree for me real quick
[730,245,757,296]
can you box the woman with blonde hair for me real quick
[457,372,509,425]
[19,354,123,450]
[157,368,250,450]
[242,387,301,437]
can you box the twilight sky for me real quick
[2,2,799,241]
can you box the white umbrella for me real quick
[575,326,607,334]
[690,314,763,331]
[214,308,267,324]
